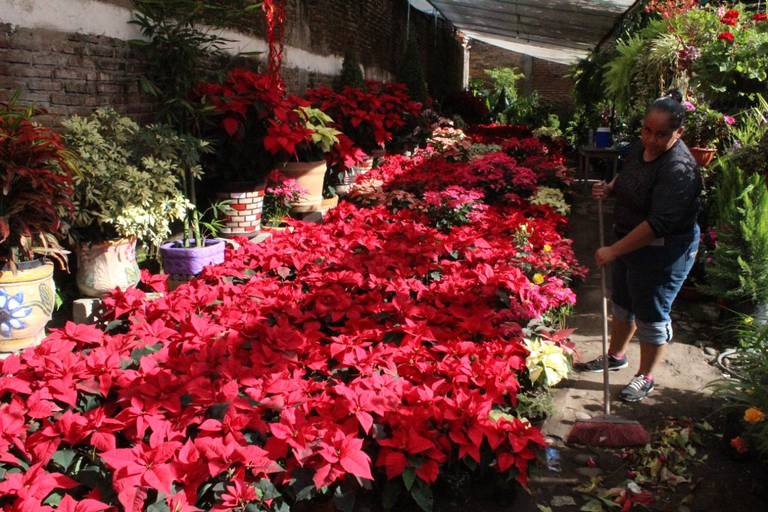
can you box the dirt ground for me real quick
[508,186,768,512]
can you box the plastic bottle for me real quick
[545,446,561,472]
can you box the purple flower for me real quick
[682,101,696,112]
[723,115,736,126]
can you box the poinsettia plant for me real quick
[0,98,75,271]
[305,81,422,154]
[195,68,288,184]
[264,99,341,162]
[0,133,588,511]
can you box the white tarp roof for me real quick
[411,0,638,64]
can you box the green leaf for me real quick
[51,448,77,472]
[402,468,416,491]
[146,493,170,512]
[382,479,402,511]
[580,500,605,512]
[410,481,434,512]
[255,478,281,501]
[333,485,356,512]
[537,506,554,512]
[42,491,64,506]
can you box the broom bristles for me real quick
[567,415,650,447]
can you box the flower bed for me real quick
[0,134,583,511]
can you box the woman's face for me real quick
[640,109,684,158]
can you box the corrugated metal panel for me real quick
[423,0,638,63]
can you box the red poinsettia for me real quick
[0,133,582,510]
[718,31,735,42]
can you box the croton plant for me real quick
[0,100,75,272]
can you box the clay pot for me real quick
[320,194,339,210]
[0,259,55,353]
[689,147,717,167]
[281,160,327,213]
[76,238,140,298]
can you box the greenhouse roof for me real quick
[413,0,638,64]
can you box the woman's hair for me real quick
[648,89,686,129]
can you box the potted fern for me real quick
[0,99,75,352]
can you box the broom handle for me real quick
[598,197,610,416]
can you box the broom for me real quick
[566,196,650,447]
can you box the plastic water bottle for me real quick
[545,446,561,472]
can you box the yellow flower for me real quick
[543,244,552,253]
[532,273,545,285]
[743,316,754,325]
[744,407,766,423]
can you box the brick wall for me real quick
[0,0,462,123]
[469,39,573,109]
[0,24,153,124]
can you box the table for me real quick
[578,146,621,189]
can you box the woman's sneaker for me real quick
[578,354,628,373]
[619,374,655,402]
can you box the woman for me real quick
[579,90,702,402]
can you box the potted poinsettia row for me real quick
[0,130,582,511]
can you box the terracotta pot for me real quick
[0,260,55,353]
[689,147,717,167]
[160,238,225,278]
[215,181,266,238]
[321,194,339,210]
[281,160,327,213]
[76,238,140,298]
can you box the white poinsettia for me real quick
[524,337,570,387]
[530,187,570,216]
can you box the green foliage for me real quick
[683,101,731,148]
[692,10,768,110]
[471,66,545,125]
[484,67,524,104]
[296,106,341,161]
[62,108,192,249]
[334,51,365,91]
[702,160,768,305]
[532,114,563,140]
[603,35,646,113]
[513,388,555,422]
[729,94,768,148]
[710,316,768,458]
[397,37,428,103]
[129,1,263,133]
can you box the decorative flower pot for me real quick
[76,238,140,298]
[215,181,266,238]
[281,160,327,213]
[0,260,56,353]
[160,238,225,278]
[352,157,374,175]
[690,147,717,167]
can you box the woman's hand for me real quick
[595,246,617,267]
[592,180,612,200]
